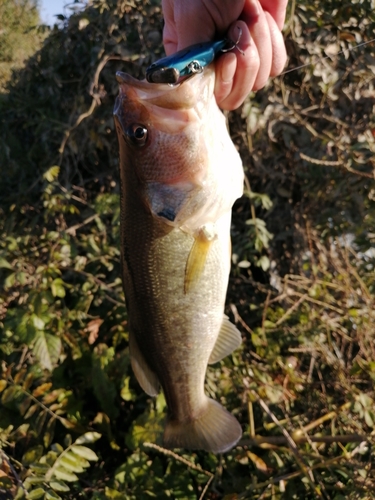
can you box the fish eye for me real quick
[127,124,148,146]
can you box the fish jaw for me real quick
[114,66,244,233]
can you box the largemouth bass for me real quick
[114,65,244,453]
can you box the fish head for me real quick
[113,68,219,221]
[114,67,243,229]
[114,69,216,181]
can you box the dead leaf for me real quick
[86,319,103,345]
[247,451,268,474]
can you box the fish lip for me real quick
[116,71,178,92]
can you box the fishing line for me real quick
[280,37,375,75]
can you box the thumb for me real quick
[163,2,217,53]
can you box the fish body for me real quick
[114,66,244,453]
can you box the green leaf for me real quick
[24,403,38,420]
[0,476,13,491]
[45,490,62,500]
[43,166,60,182]
[49,481,70,493]
[51,278,66,298]
[27,488,46,499]
[44,417,56,448]
[75,432,102,445]
[71,445,99,462]
[19,395,32,416]
[58,454,85,473]
[22,445,44,466]
[4,272,16,288]
[1,385,22,405]
[33,331,62,371]
[364,410,374,428]
[257,255,270,271]
[104,488,125,499]
[126,410,164,450]
[0,256,13,269]
[67,452,90,469]
[53,466,79,482]
[32,314,45,330]
[92,344,118,419]
[0,379,7,393]
[120,376,136,401]
[23,477,46,489]
[51,443,64,454]
[35,410,48,436]
[30,463,51,474]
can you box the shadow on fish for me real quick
[113,64,244,453]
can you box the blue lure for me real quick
[146,31,243,85]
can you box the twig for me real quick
[261,290,271,336]
[241,433,368,447]
[58,54,136,157]
[65,213,100,236]
[58,98,98,155]
[6,377,77,430]
[143,442,214,500]
[274,292,308,327]
[66,268,124,300]
[300,152,374,178]
[252,392,322,496]
[287,289,345,315]
[239,452,355,498]
[299,152,341,166]
[229,303,256,336]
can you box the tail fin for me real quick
[163,398,242,453]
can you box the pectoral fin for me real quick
[184,225,216,294]
[129,331,159,396]
[208,315,242,364]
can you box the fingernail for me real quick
[228,22,251,54]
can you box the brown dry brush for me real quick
[0,0,375,498]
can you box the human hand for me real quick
[162,0,288,110]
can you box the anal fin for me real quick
[184,225,216,294]
[208,315,242,364]
[129,331,160,396]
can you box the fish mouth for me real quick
[116,71,171,91]
[116,67,215,111]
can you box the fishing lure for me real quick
[146,31,243,85]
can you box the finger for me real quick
[163,1,246,53]
[169,3,217,51]
[259,0,289,30]
[217,21,259,110]
[242,0,273,91]
[162,0,215,55]
[163,23,178,55]
[214,52,237,107]
[265,11,287,76]
[161,0,178,55]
